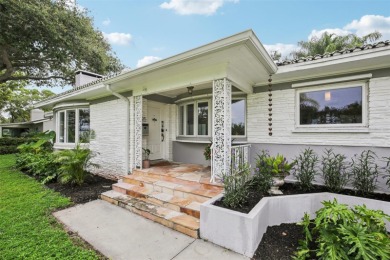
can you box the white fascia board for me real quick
[291,73,372,88]
[245,33,278,74]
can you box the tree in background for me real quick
[292,31,382,59]
[0,0,124,87]
[0,79,55,123]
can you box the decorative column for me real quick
[211,78,232,182]
[134,95,143,169]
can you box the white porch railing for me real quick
[231,144,251,172]
[211,144,251,183]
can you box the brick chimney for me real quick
[75,70,103,88]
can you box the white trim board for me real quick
[291,73,372,88]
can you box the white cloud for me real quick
[264,43,297,60]
[102,18,111,26]
[308,28,351,40]
[344,15,390,40]
[160,0,239,15]
[308,15,390,41]
[103,32,132,45]
[136,56,162,68]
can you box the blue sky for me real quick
[51,0,390,93]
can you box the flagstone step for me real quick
[101,190,200,238]
[123,174,223,201]
[131,169,223,189]
[112,182,201,218]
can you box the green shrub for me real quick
[351,150,379,195]
[0,137,39,155]
[222,163,251,208]
[17,131,55,154]
[15,131,58,183]
[16,152,60,184]
[252,150,274,192]
[321,149,349,192]
[295,199,390,260]
[293,148,319,191]
[56,144,99,186]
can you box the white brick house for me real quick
[36,30,390,190]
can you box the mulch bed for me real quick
[252,223,304,260]
[45,175,116,204]
[214,183,390,214]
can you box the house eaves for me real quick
[35,29,277,108]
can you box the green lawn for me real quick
[0,154,99,259]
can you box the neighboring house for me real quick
[35,30,390,190]
[0,109,54,137]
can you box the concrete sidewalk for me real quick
[54,200,248,260]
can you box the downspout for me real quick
[105,84,130,174]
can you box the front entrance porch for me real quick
[101,162,223,238]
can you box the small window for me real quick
[232,99,246,136]
[59,112,65,143]
[186,104,194,135]
[178,106,184,135]
[67,110,76,143]
[198,102,209,135]
[298,85,364,126]
[79,108,90,143]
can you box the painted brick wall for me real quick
[89,98,128,179]
[247,77,390,147]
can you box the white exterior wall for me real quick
[247,76,390,147]
[89,99,128,179]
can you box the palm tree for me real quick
[292,31,382,59]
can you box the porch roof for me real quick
[36,29,277,109]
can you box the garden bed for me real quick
[45,175,116,204]
[214,182,390,213]
[200,192,390,257]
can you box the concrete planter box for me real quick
[200,192,390,258]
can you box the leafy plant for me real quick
[142,148,151,160]
[265,154,294,176]
[222,163,251,208]
[55,144,99,186]
[382,156,390,189]
[351,150,379,195]
[17,130,55,154]
[321,149,349,192]
[16,152,59,184]
[203,142,212,161]
[252,150,274,192]
[294,199,390,260]
[293,148,319,191]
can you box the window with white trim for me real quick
[177,98,246,137]
[57,108,90,143]
[178,100,211,137]
[232,99,246,136]
[297,82,367,127]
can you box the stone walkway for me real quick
[54,200,248,260]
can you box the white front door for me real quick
[147,105,163,160]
